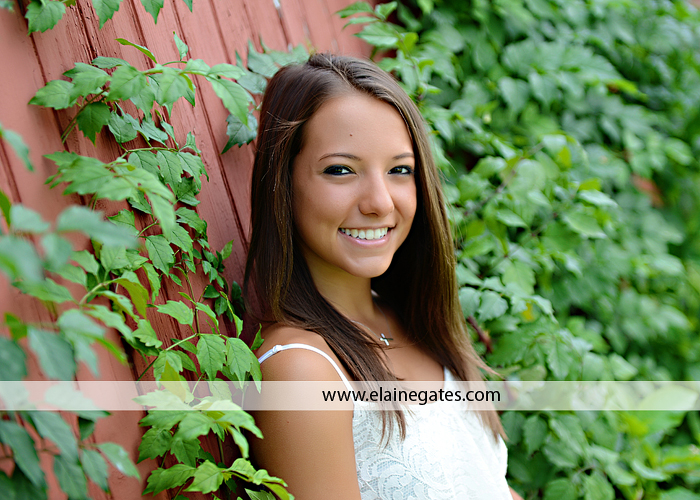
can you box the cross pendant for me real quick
[379,333,393,346]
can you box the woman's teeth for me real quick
[340,227,389,240]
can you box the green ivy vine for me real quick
[0,7,307,496]
[339,1,700,499]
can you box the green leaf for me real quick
[546,337,576,380]
[97,443,139,478]
[57,206,137,248]
[53,454,88,499]
[71,250,98,275]
[336,1,374,18]
[225,337,258,381]
[144,464,195,495]
[207,63,244,79]
[494,208,527,228]
[578,190,617,207]
[167,224,193,256]
[17,277,74,303]
[176,207,206,234]
[108,112,138,143]
[544,478,577,500]
[99,244,129,272]
[543,436,579,468]
[156,300,194,325]
[25,0,66,33]
[145,234,175,273]
[375,1,397,20]
[563,209,606,238]
[583,471,615,500]
[664,138,693,166]
[58,309,105,340]
[152,69,191,106]
[80,449,109,492]
[138,427,173,462]
[139,0,163,23]
[0,126,33,171]
[208,78,252,125]
[76,102,111,143]
[92,56,129,69]
[0,337,27,380]
[0,421,44,488]
[92,0,122,27]
[186,460,224,493]
[150,194,177,239]
[133,318,162,348]
[10,205,49,233]
[142,262,161,301]
[247,42,278,78]
[170,438,199,466]
[64,63,110,99]
[116,38,157,63]
[112,278,148,318]
[523,415,547,455]
[197,334,226,379]
[246,490,277,500]
[174,412,214,442]
[85,304,134,341]
[41,233,73,271]
[223,111,257,152]
[28,327,76,380]
[458,287,480,317]
[498,76,530,114]
[173,32,189,60]
[29,79,76,109]
[251,326,264,350]
[477,291,508,321]
[356,22,399,48]
[0,236,44,283]
[107,64,147,102]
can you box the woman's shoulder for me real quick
[255,323,350,382]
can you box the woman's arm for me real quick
[510,486,523,499]
[251,338,361,499]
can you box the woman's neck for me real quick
[308,267,379,323]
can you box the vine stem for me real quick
[183,271,202,335]
[467,315,492,353]
[79,280,113,305]
[138,221,159,237]
[135,333,199,381]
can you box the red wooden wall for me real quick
[0,0,371,497]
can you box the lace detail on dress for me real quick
[353,368,511,500]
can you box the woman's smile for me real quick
[339,227,390,241]
[291,92,417,282]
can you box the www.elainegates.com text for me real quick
[321,387,502,406]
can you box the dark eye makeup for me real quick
[390,165,414,175]
[323,165,353,175]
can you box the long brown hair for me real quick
[245,53,503,439]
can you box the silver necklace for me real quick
[351,304,394,346]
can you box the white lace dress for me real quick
[258,344,511,500]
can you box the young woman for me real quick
[245,53,519,499]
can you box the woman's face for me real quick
[291,92,417,284]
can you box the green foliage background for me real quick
[339,0,700,498]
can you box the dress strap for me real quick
[258,343,354,392]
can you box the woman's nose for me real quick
[358,173,394,217]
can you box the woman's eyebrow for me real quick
[318,152,415,161]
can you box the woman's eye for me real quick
[390,165,414,175]
[323,165,353,176]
